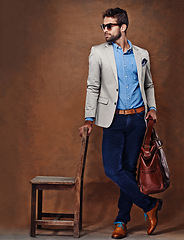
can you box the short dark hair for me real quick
[102,7,129,33]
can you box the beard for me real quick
[105,30,121,43]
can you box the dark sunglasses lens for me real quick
[101,23,112,30]
[106,24,112,30]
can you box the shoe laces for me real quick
[115,222,125,230]
[144,213,148,221]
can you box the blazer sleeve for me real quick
[144,51,157,110]
[85,47,101,119]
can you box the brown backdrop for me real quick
[0,0,184,232]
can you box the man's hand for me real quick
[145,109,157,123]
[79,121,93,137]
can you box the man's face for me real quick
[103,17,121,42]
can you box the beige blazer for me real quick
[85,42,156,128]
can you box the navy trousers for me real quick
[102,110,157,224]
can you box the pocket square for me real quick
[142,58,147,66]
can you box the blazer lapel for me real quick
[104,43,118,83]
[133,45,143,89]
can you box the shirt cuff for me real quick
[149,107,156,112]
[85,117,94,122]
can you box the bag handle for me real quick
[143,117,154,150]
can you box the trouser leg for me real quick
[115,189,133,224]
[102,113,157,223]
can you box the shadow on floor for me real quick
[128,224,146,233]
[153,222,184,235]
[33,220,184,238]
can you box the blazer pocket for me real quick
[98,96,109,105]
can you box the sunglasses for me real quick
[100,23,120,30]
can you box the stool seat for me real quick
[30,176,75,185]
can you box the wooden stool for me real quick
[30,128,89,238]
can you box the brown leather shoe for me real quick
[145,199,163,235]
[112,222,127,239]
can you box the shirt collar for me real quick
[112,39,132,53]
[127,39,132,51]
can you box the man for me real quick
[79,8,162,239]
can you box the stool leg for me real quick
[37,190,43,229]
[79,183,83,230]
[74,189,80,238]
[30,184,36,237]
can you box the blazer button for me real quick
[116,89,118,91]
[114,102,116,105]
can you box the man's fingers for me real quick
[79,121,93,137]
[87,126,92,135]
[79,125,92,137]
[145,111,157,123]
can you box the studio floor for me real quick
[0,222,184,240]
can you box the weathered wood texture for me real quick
[30,128,89,238]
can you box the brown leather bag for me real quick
[137,118,170,194]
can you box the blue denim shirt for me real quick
[112,40,144,110]
[85,40,155,122]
